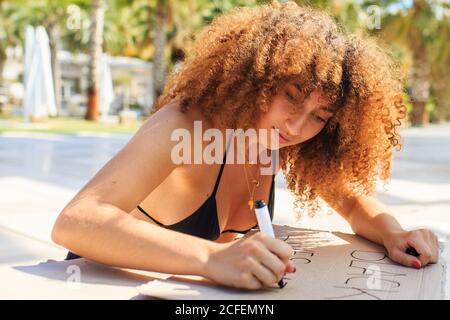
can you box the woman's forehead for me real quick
[283,80,336,111]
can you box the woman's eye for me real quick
[285,91,296,102]
[313,114,327,123]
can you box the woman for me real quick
[52,1,439,290]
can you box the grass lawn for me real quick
[0,114,142,134]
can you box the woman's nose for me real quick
[287,112,307,136]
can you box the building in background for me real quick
[0,47,154,120]
[59,50,154,119]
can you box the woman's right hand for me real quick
[203,232,296,290]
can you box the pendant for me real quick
[248,198,254,210]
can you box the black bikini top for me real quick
[65,138,276,261]
[137,138,276,241]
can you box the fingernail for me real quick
[412,260,421,269]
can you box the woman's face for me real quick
[257,80,334,150]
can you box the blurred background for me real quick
[0,0,449,275]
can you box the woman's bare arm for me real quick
[51,104,214,275]
[334,194,404,246]
[322,190,439,268]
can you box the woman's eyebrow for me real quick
[293,83,302,92]
[288,83,335,115]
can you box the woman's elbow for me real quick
[51,210,75,247]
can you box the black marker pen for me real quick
[405,246,422,269]
[405,246,420,257]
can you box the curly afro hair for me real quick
[153,0,407,217]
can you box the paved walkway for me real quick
[0,124,449,297]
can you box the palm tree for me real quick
[0,0,26,87]
[85,0,105,121]
[152,0,171,104]
[149,0,194,110]
[0,0,8,86]
[148,0,264,110]
[431,72,450,123]
[41,0,88,116]
[45,5,66,117]
[431,43,450,122]
[103,0,150,57]
[376,0,450,126]
[430,8,450,122]
[407,0,432,125]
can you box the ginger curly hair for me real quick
[153,1,407,217]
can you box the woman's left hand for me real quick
[383,228,440,269]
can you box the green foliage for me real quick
[403,92,412,114]
[1,0,448,119]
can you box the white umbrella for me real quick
[23,26,57,121]
[23,25,35,122]
[100,54,114,116]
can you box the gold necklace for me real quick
[242,158,261,210]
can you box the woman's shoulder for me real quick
[143,99,208,134]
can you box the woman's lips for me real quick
[278,131,292,144]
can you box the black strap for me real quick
[221,228,251,235]
[137,205,165,226]
[212,134,233,195]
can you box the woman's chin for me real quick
[259,139,282,151]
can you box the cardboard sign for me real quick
[137,225,446,300]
